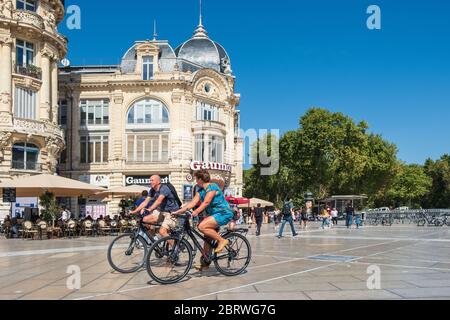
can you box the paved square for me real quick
[1,223,450,300]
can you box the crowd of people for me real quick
[239,200,364,238]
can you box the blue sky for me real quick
[60,0,450,165]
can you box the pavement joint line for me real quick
[2,227,449,259]
[183,239,420,300]
[185,262,343,300]
[4,226,450,300]
[15,251,109,300]
[349,261,450,273]
[72,240,392,300]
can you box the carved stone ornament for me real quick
[113,94,124,104]
[0,92,11,104]
[0,0,13,19]
[0,131,12,160]
[43,8,56,32]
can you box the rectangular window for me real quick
[80,99,109,126]
[127,134,168,163]
[14,87,37,120]
[197,102,218,121]
[16,39,34,67]
[58,100,68,126]
[80,136,87,163]
[142,56,154,80]
[16,0,37,11]
[194,135,223,163]
[80,136,109,164]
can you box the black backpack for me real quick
[282,202,292,216]
[162,183,183,208]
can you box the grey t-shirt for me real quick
[155,184,180,213]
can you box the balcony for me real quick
[192,120,227,134]
[11,161,42,172]
[15,64,42,80]
[13,118,65,141]
[12,9,44,30]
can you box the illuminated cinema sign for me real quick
[190,161,232,173]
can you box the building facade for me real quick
[58,20,244,216]
[0,0,67,219]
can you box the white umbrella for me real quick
[0,174,106,197]
[95,185,148,197]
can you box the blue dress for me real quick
[198,183,234,227]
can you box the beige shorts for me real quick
[148,210,177,230]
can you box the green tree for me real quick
[244,108,399,208]
[387,163,432,208]
[422,155,450,208]
[39,191,60,224]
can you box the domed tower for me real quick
[175,13,232,75]
[0,0,68,217]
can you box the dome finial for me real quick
[193,0,208,38]
[199,0,203,26]
[153,19,158,41]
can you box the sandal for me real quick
[214,239,229,253]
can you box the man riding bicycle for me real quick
[130,175,180,238]
[173,169,234,270]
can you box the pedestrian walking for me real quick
[277,198,299,239]
[345,202,355,229]
[274,207,281,230]
[331,207,338,226]
[321,206,331,229]
[252,203,264,236]
[300,207,308,230]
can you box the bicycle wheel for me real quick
[434,219,444,227]
[214,232,252,277]
[146,236,193,285]
[107,233,147,273]
[417,219,426,227]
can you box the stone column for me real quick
[40,49,52,122]
[51,60,58,124]
[0,38,13,113]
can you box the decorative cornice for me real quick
[12,74,42,91]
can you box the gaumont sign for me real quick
[190,161,232,173]
[125,175,170,186]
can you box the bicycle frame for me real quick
[175,215,248,264]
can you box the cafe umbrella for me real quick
[0,173,106,197]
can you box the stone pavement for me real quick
[1,222,450,300]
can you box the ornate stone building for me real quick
[58,19,244,216]
[0,0,67,219]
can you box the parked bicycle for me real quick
[417,212,449,227]
[107,216,163,273]
[368,213,392,226]
[145,211,252,285]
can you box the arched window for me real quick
[126,99,169,127]
[126,99,170,163]
[12,142,39,171]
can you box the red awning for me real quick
[226,196,250,205]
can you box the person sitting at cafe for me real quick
[60,206,71,222]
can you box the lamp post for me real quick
[304,192,314,218]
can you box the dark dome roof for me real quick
[175,23,231,74]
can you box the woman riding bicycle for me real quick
[173,169,234,269]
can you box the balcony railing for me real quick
[11,161,42,171]
[12,9,44,30]
[15,64,42,80]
